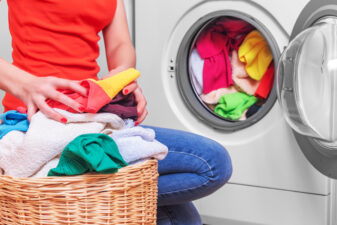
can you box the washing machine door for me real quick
[277,0,337,178]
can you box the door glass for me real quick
[277,17,337,142]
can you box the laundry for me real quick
[200,87,237,105]
[255,63,275,99]
[0,109,124,178]
[196,19,254,94]
[102,126,168,164]
[0,111,29,139]
[214,92,258,120]
[99,92,138,120]
[216,18,255,51]
[231,50,260,96]
[238,30,273,81]
[189,49,204,95]
[48,134,127,176]
[239,109,248,121]
[33,126,168,177]
[47,68,140,113]
[32,158,60,178]
[246,104,262,118]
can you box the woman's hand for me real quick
[122,81,148,125]
[17,76,88,123]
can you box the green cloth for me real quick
[214,92,258,120]
[48,133,128,176]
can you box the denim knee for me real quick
[204,140,232,193]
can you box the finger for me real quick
[47,90,85,113]
[136,109,148,125]
[122,81,138,95]
[27,103,37,122]
[53,78,88,97]
[134,88,147,116]
[35,98,67,123]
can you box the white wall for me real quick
[0,0,134,113]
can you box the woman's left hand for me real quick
[122,81,148,125]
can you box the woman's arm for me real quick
[103,0,135,74]
[0,57,87,122]
[103,0,147,125]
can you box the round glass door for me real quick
[277,17,337,144]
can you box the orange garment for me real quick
[4,0,117,111]
[47,69,140,113]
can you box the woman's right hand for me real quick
[17,75,88,123]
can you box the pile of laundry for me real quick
[189,18,275,121]
[0,68,168,178]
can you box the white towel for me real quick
[31,158,60,178]
[0,109,124,178]
[102,126,168,164]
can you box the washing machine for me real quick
[135,0,337,224]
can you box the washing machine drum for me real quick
[277,0,337,179]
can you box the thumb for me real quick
[27,103,37,122]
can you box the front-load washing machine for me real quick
[135,0,337,224]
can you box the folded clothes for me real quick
[47,68,140,113]
[0,111,29,139]
[189,48,204,95]
[214,92,258,120]
[196,19,254,94]
[33,126,168,177]
[231,50,260,96]
[238,30,273,81]
[99,92,138,120]
[0,109,124,178]
[102,126,168,164]
[48,134,127,176]
[255,63,275,99]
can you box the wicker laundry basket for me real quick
[0,159,158,225]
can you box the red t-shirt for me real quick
[3,0,117,111]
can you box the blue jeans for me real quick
[144,126,232,225]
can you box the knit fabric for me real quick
[0,109,124,177]
[189,49,204,95]
[214,92,258,120]
[0,111,29,139]
[196,19,254,94]
[231,50,260,96]
[238,30,273,81]
[99,92,138,120]
[255,63,275,99]
[102,126,168,164]
[48,134,127,176]
[47,68,140,113]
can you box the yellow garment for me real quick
[238,30,273,81]
[90,68,140,99]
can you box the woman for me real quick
[0,0,232,224]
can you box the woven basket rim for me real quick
[0,159,158,182]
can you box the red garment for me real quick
[255,63,275,99]
[196,19,254,94]
[4,0,117,111]
[46,80,111,113]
